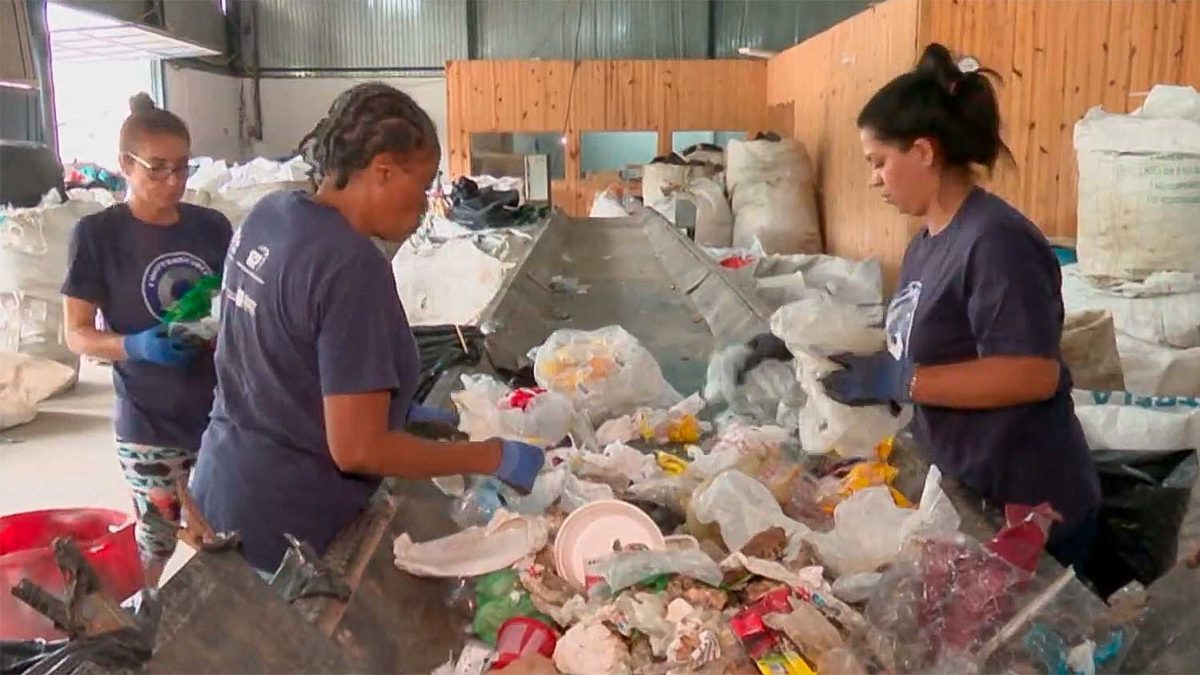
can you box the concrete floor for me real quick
[1,360,194,580]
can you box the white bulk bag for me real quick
[1,189,111,375]
[1116,333,1200,397]
[392,238,508,326]
[1074,85,1200,280]
[725,139,822,255]
[642,163,693,208]
[1061,264,1200,349]
[1072,389,1200,452]
[680,177,734,247]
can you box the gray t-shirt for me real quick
[894,188,1100,528]
[61,203,233,448]
[192,191,420,571]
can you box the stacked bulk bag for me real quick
[725,137,822,255]
[0,188,112,380]
[1074,85,1200,280]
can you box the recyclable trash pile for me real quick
[394,324,1148,675]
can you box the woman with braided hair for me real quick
[190,83,543,574]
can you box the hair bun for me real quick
[915,43,964,95]
[128,92,157,115]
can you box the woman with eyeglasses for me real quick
[61,92,233,585]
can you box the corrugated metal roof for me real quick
[473,0,710,60]
[712,0,870,57]
[252,0,468,70]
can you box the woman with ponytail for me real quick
[61,93,233,585]
[739,45,1100,568]
[828,44,1100,567]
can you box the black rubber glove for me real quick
[735,332,794,385]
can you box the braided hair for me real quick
[296,82,440,190]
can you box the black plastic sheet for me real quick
[1084,449,1199,597]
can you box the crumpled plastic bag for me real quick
[808,465,961,576]
[704,343,805,428]
[692,471,809,559]
[831,571,884,604]
[595,393,708,446]
[576,442,660,484]
[453,374,576,447]
[685,422,791,482]
[770,296,910,457]
[812,437,911,513]
[532,326,682,422]
[763,595,844,659]
[554,619,631,675]
[393,510,549,578]
[594,548,724,592]
[505,465,615,515]
[865,533,1036,671]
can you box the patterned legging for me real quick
[115,440,197,565]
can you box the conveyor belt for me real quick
[120,210,1200,673]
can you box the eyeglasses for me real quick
[125,152,191,181]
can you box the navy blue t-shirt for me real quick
[893,188,1100,528]
[191,191,421,572]
[61,203,232,448]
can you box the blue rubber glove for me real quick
[407,403,459,426]
[820,351,914,407]
[493,440,545,494]
[123,326,198,367]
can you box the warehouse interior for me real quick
[2,0,1199,673]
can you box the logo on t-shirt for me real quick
[142,252,215,318]
[886,281,922,360]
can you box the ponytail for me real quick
[858,43,1010,173]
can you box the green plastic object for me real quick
[471,569,552,645]
[161,275,221,324]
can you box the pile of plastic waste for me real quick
[396,325,1148,675]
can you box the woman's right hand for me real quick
[493,439,545,494]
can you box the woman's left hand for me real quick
[821,351,914,407]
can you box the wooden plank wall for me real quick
[446,60,768,215]
[921,0,1200,242]
[765,0,922,287]
[767,0,1200,288]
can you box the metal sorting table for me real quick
[116,211,1198,673]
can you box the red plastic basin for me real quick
[0,508,144,640]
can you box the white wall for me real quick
[162,72,448,173]
[253,77,448,175]
[163,65,248,162]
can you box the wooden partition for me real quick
[767,0,922,287]
[921,0,1200,244]
[767,0,1200,288]
[446,59,768,214]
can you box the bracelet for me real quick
[907,367,919,402]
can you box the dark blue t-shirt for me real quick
[61,203,232,448]
[191,191,420,572]
[893,188,1100,528]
